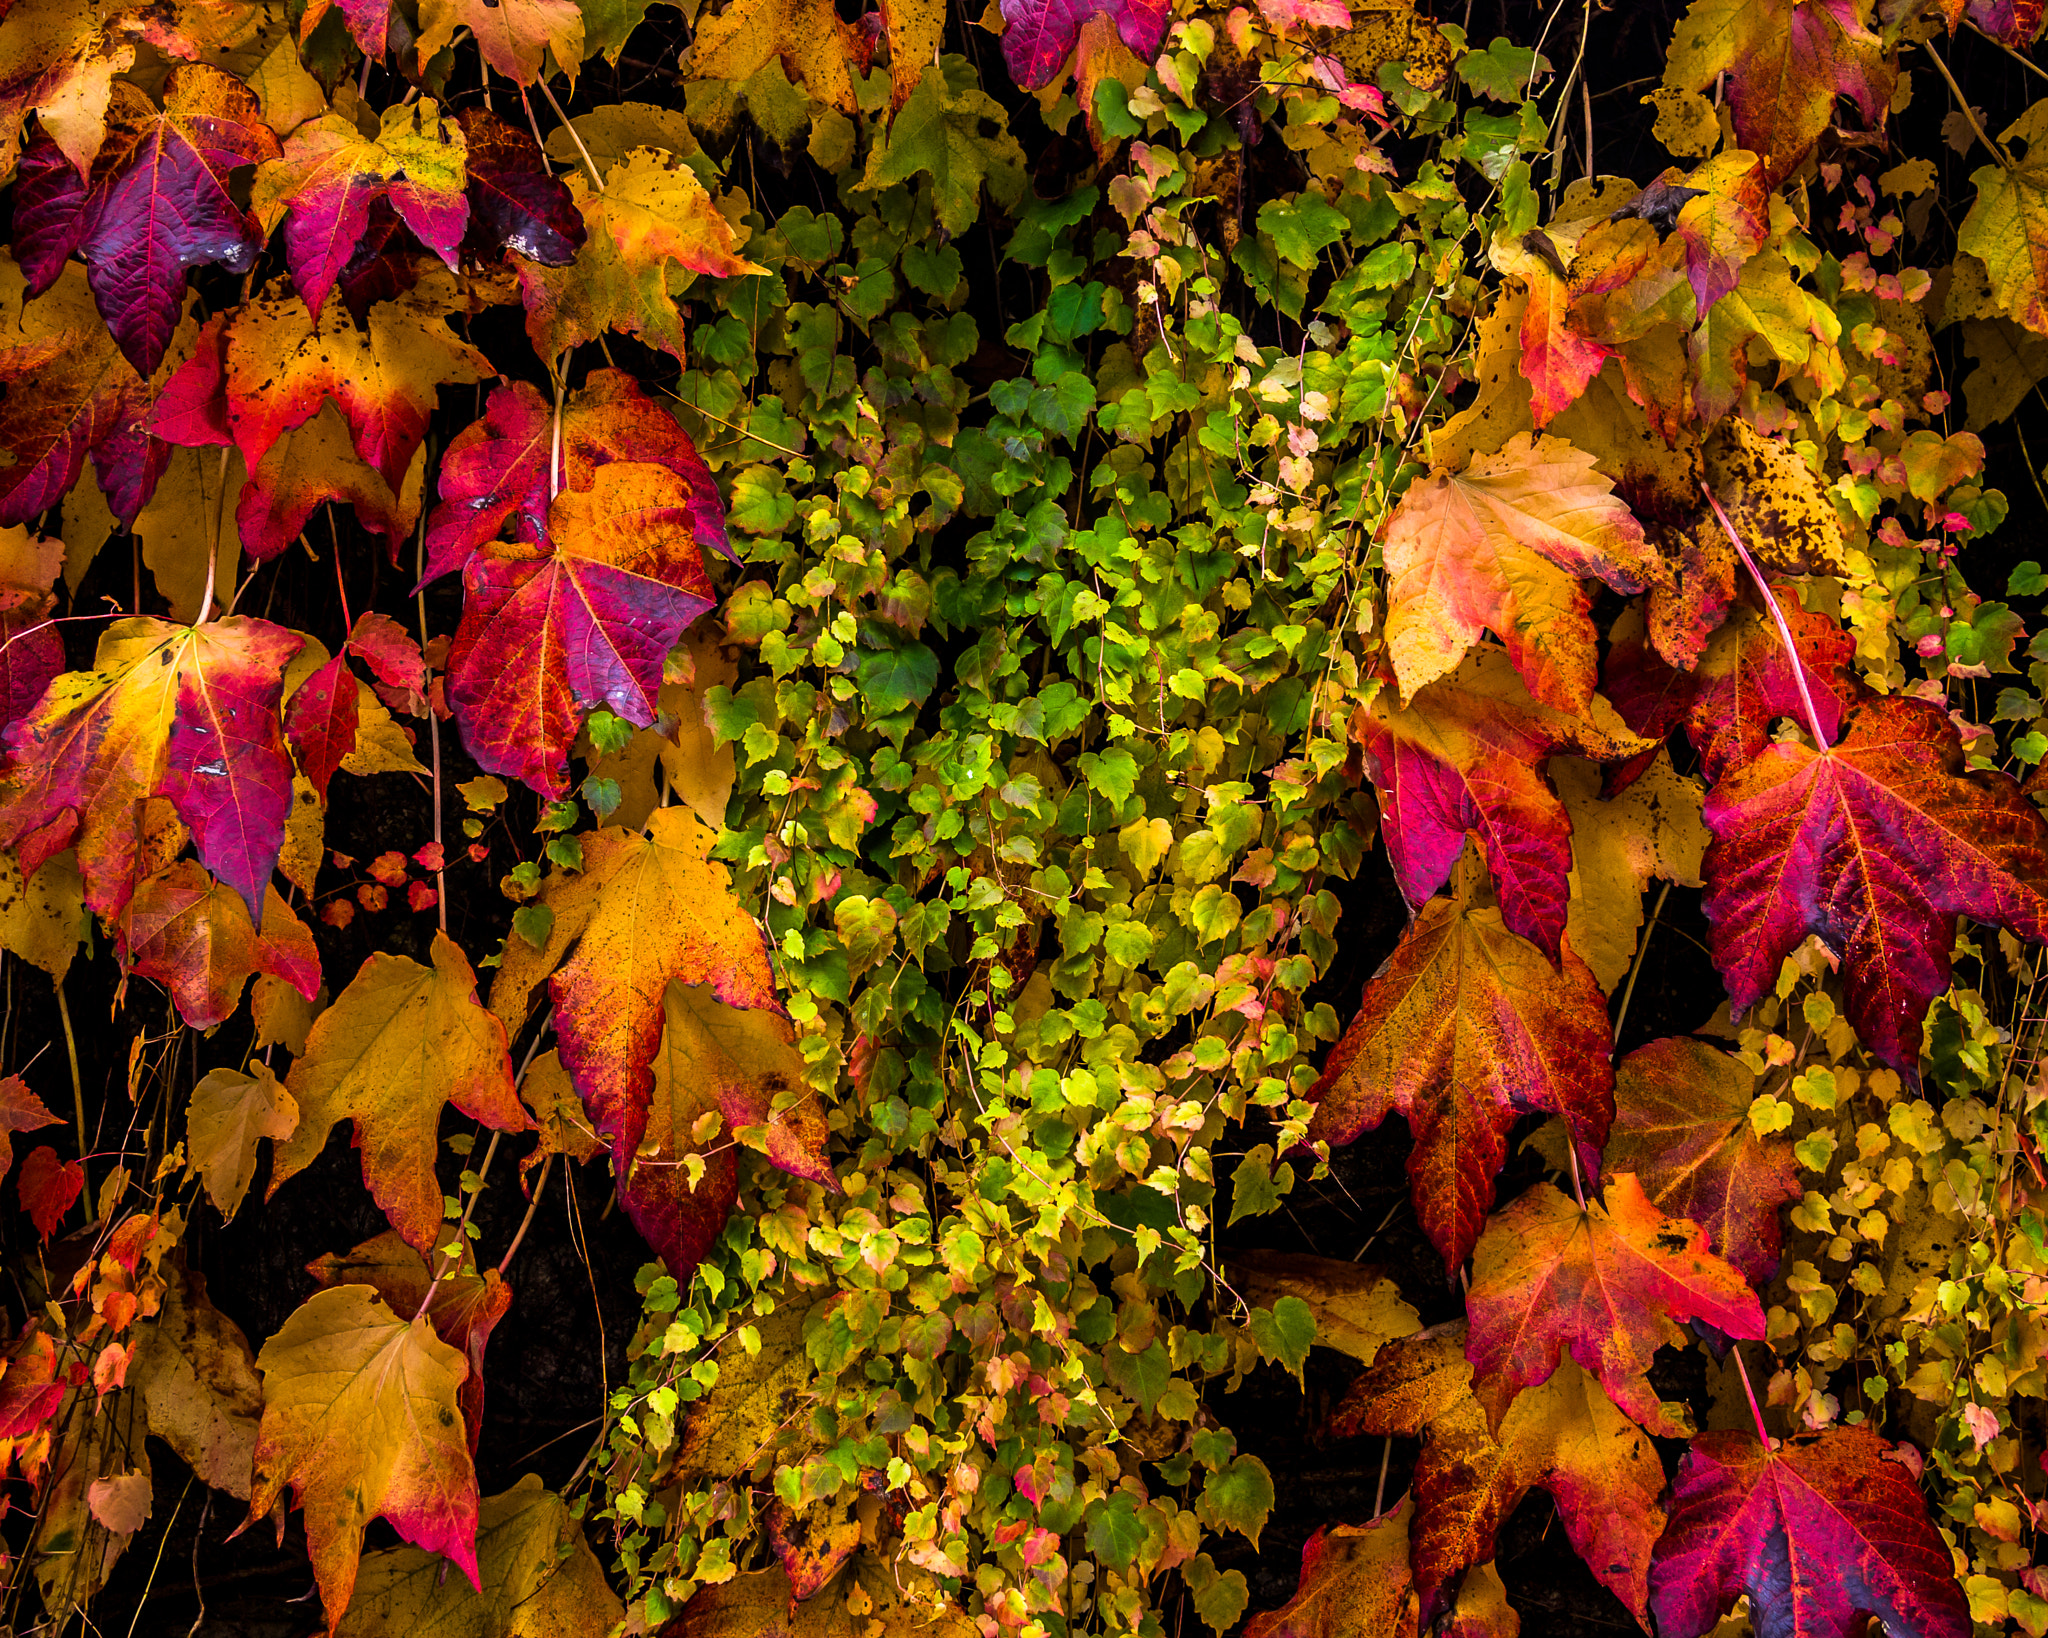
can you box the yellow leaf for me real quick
[0,847,84,979]
[129,1257,264,1500]
[131,445,245,625]
[1557,751,1707,992]
[186,1062,299,1219]
[1228,1250,1422,1365]
[1959,101,2048,336]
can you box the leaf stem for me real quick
[1612,879,1671,1050]
[496,1151,553,1277]
[536,77,605,191]
[1921,42,2013,168]
[414,503,448,933]
[56,978,89,1210]
[1562,1129,1589,1211]
[1730,1341,1772,1448]
[1701,481,1834,751]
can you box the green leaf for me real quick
[857,643,939,715]
[1195,1455,1273,1548]
[858,59,1026,234]
[1256,195,1348,269]
[1246,1295,1316,1379]
[1102,1340,1172,1415]
[1458,38,1548,101]
[1086,1493,1145,1570]
[1183,1556,1250,1634]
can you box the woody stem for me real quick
[1701,481,1833,751]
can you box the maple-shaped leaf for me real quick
[1354,649,1657,960]
[424,369,731,580]
[157,277,492,502]
[120,861,321,1029]
[283,653,360,803]
[1303,852,1615,1274]
[1382,432,1665,712]
[12,66,279,375]
[1465,1174,1765,1436]
[1243,1498,1420,1638]
[333,1474,622,1638]
[998,0,1169,91]
[1959,102,2048,337]
[0,0,138,179]
[454,107,585,267]
[1665,151,1769,318]
[858,61,1029,236]
[18,1143,83,1238]
[252,100,469,319]
[686,0,869,111]
[1227,1252,1421,1365]
[0,615,301,920]
[186,1062,298,1219]
[307,1231,510,1450]
[514,149,759,365]
[271,932,530,1255]
[1702,695,2048,1073]
[248,1285,480,1629]
[1329,1323,1667,1624]
[443,462,720,795]
[1603,591,1857,784]
[1705,417,1848,580]
[1606,1036,1799,1283]
[1649,1426,1970,1638]
[127,1258,263,1501]
[415,0,582,84]
[0,258,167,527]
[239,404,421,564]
[1555,751,1706,992]
[0,1076,63,1181]
[1660,0,1893,188]
[611,982,838,1276]
[1493,233,1611,427]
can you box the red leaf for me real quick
[1649,1427,1970,1638]
[998,0,1170,91]
[17,66,279,376]
[445,461,718,795]
[0,615,302,921]
[347,612,426,699]
[1303,854,1615,1274]
[0,1076,64,1179]
[1606,1037,1800,1284]
[283,654,361,803]
[18,1144,83,1240]
[120,861,321,1030]
[299,0,395,57]
[1702,695,2048,1074]
[1354,650,1655,960]
[0,590,64,736]
[1465,1175,1766,1437]
[456,108,586,266]
[236,403,419,562]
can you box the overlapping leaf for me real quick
[997,0,1171,92]
[120,862,320,1029]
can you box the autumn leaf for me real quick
[253,100,470,319]
[686,0,869,111]
[0,847,85,980]
[1465,1173,1765,1437]
[0,1074,63,1180]
[1329,1323,1667,1624]
[1605,1036,1799,1283]
[455,107,586,267]
[1226,1251,1421,1365]
[1648,1426,1971,1638]
[1383,432,1665,712]
[19,1143,82,1238]
[1303,851,1616,1274]
[121,864,320,1030]
[0,1325,66,1477]
[1493,232,1610,427]
[306,1231,511,1449]
[186,1061,298,1219]
[249,1285,481,1629]
[11,65,278,374]
[1659,0,1894,187]
[0,615,302,920]
[415,0,583,85]
[1353,649,1658,960]
[272,932,530,1255]
[334,1474,623,1638]
[516,1051,604,1180]
[1702,695,2048,1074]
[1555,751,1706,992]
[0,0,137,179]
[1241,1498,1420,1638]
[1959,102,2048,336]
[998,0,1171,91]
[514,149,759,365]
[127,1257,263,1499]
[444,460,721,795]
[1705,416,1848,580]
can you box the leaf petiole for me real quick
[1701,480,1835,752]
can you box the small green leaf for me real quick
[1195,1455,1273,1548]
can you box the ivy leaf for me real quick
[271,932,531,1256]
[127,1258,264,1501]
[1701,695,2048,1075]
[306,1231,512,1450]
[12,66,279,375]
[1465,1174,1766,1438]
[1355,649,1658,960]
[1605,1036,1800,1283]
[1196,1456,1274,1549]
[1228,1251,1421,1365]
[515,150,760,365]
[332,1474,622,1638]
[1329,1323,1668,1624]
[185,1062,298,1220]
[120,864,321,1031]
[18,1145,82,1240]
[253,101,470,319]
[997,0,1170,91]
[454,108,585,267]
[1959,101,2048,336]
[1667,151,1769,319]
[0,615,302,921]
[0,1076,62,1181]
[1649,1427,1971,1638]
[1304,852,1616,1275]
[1381,432,1666,713]
[248,1286,481,1629]
[443,462,720,796]
[858,61,1029,235]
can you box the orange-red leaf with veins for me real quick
[0,615,302,921]
[1667,153,1768,319]
[0,1325,65,1477]
[0,1076,63,1180]
[443,461,718,796]
[120,862,320,1030]
[9,66,278,375]
[18,1144,82,1239]
[1702,695,2048,1074]
[1649,1427,1970,1638]
[1606,1036,1799,1283]
[1465,1174,1765,1437]
[1303,855,1615,1274]
[1330,1322,1666,1625]
[1241,1498,1420,1638]
[1353,650,1656,960]
[284,655,359,803]
[306,1230,511,1451]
